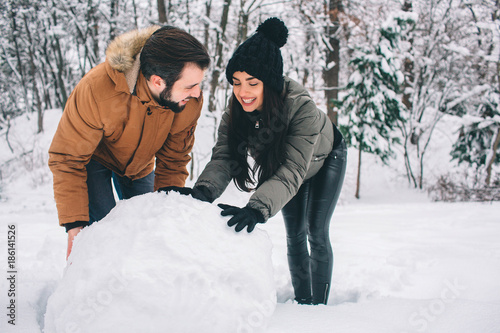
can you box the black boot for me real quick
[287,250,312,304]
[295,296,313,305]
[309,234,333,305]
[312,282,330,305]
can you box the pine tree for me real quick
[450,0,500,187]
[451,89,500,185]
[338,11,415,198]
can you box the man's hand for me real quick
[159,185,213,203]
[67,226,83,260]
[158,186,194,196]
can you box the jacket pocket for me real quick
[312,153,328,162]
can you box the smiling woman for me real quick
[232,72,264,112]
[193,17,347,305]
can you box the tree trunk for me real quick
[185,0,190,26]
[23,14,44,133]
[303,28,313,87]
[323,0,343,125]
[485,0,500,186]
[131,0,138,29]
[402,0,414,110]
[203,0,212,48]
[9,7,29,113]
[110,0,118,40]
[89,0,99,65]
[40,36,61,107]
[208,0,231,113]
[485,127,500,186]
[52,36,69,107]
[403,138,418,188]
[50,2,68,107]
[5,117,14,154]
[157,0,167,23]
[237,10,249,45]
[355,143,362,199]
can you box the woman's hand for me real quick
[218,204,265,232]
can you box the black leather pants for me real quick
[281,139,347,305]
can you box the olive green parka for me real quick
[195,77,334,220]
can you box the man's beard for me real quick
[158,86,186,114]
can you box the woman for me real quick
[192,17,347,305]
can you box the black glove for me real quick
[159,185,214,203]
[218,203,265,232]
[64,221,89,233]
[158,186,194,196]
[191,185,214,203]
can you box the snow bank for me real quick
[44,192,276,333]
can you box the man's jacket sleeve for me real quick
[48,81,103,225]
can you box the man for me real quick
[48,26,210,258]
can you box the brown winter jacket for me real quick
[48,26,203,226]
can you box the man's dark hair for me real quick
[140,26,210,88]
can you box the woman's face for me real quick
[232,71,264,112]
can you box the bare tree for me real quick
[401,0,491,189]
[484,0,500,186]
[157,0,167,23]
[323,0,343,125]
[203,0,212,48]
[236,0,263,45]
[401,0,414,111]
[7,2,29,114]
[208,0,232,114]
[294,0,352,125]
[22,12,44,133]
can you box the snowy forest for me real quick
[1,2,500,332]
[0,0,499,200]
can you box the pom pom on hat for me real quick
[226,17,288,93]
[256,17,288,48]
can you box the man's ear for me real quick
[148,75,165,90]
[147,74,166,98]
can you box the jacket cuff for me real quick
[246,201,270,221]
[193,181,219,202]
[64,221,89,233]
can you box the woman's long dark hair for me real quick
[228,85,288,192]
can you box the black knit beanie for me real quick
[226,17,288,93]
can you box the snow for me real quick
[1,109,500,333]
[443,42,471,57]
[349,71,363,86]
[44,192,276,333]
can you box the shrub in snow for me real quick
[44,192,276,333]
[427,173,500,202]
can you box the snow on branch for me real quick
[445,85,490,111]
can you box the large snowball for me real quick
[44,192,276,333]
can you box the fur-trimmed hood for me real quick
[106,25,160,72]
[105,26,160,92]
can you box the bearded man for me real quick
[48,26,210,258]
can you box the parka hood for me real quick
[106,25,160,72]
[105,25,161,92]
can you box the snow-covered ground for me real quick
[1,109,500,333]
